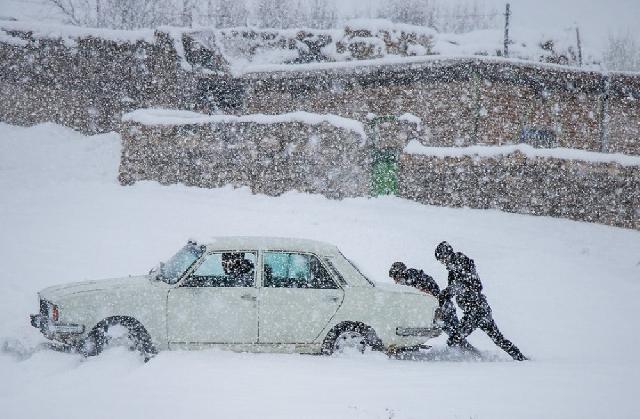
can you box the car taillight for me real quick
[51,305,59,321]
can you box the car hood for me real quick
[39,275,151,302]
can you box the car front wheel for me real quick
[82,317,155,361]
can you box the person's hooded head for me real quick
[435,241,454,269]
[388,262,407,284]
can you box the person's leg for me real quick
[440,300,459,337]
[442,301,479,353]
[446,309,478,347]
[479,316,527,361]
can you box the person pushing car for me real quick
[435,241,528,361]
[388,262,478,353]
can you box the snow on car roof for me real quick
[202,236,340,256]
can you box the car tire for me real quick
[321,322,383,355]
[82,317,156,361]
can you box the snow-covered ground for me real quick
[1,122,639,418]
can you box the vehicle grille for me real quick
[40,299,48,317]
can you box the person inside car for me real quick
[222,252,255,287]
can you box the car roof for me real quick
[202,236,340,257]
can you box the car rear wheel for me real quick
[333,330,367,353]
[321,322,382,355]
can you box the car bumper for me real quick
[395,326,441,338]
[30,314,85,336]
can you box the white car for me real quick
[30,237,441,358]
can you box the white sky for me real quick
[476,0,639,46]
[337,0,639,47]
[1,0,638,50]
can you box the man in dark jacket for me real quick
[435,241,527,361]
[389,262,478,353]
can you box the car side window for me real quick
[183,252,256,287]
[263,252,338,289]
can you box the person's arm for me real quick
[419,271,440,297]
[438,286,453,306]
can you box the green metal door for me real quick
[371,148,398,196]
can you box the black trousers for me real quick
[441,299,478,353]
[447,304,526,360]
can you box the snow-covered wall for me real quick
[118,109,371,198]
[118,108,638,230]
[190,19,594,75]
[0,22,190,133]
[400,148,639,230]
[242,59,640,155]
[1,20,639,156]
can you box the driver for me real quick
[222,253,254,287]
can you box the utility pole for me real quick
[576,26,583,66]
[183,0,193,27]
[96,0,101,27]
[503,3,511,57]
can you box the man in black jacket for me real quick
[435,241,527,361]
[389,262,478,353]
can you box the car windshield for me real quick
[155,243,204,284]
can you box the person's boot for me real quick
[509,348,528,361]
[459,340,481,355]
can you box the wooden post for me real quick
[576,27,583,66]
[472,70,481,143]
[599,75,610,152]
[503,3,511,57]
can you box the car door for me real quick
[258,251,344,344]
[167,251,258,346]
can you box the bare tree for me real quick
[208,0,249,27]
[603,32,640,72]
[48,0,175,29]
[378,0,498,33]
[308,0,337,29]
[255,0,290,28]
[49,0,95,26]
[378,0,433,27]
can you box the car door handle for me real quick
[326,296,340,303]
[240,294,257,301]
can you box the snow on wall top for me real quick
[0,28,27,46]
[192,18,605,76]
[343,19,438,37]
[404,139,640,167]
[0,20,156,44]
[237,54,608,80]
[2,19,634,78]
[122,108,367,140]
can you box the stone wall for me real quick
[117,109,639,230]
[2,23,638,157]
[399,152,639,230]
[2,23,639,230]
[118,119,371,198]
[0,26,185,133]
[241,60,640,155]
